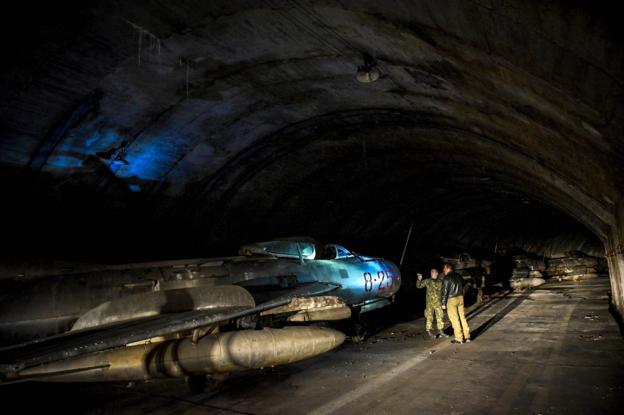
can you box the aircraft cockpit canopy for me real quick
[240,240,317,259]
[240,240,356,261]
[323,244,354,260]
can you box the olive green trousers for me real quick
[424,303,445,331]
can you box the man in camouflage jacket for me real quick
[416,268,448,338]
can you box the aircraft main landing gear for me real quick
[185,374,228,394]
[348,310,369,343]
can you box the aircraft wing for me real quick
[0,282,339,374]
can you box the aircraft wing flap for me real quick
[0,282,339,374]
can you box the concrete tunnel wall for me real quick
[607,203,624,321]
[0,2,623,317]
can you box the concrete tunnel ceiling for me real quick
[0,0,623,265]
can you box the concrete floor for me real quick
[3,277,623,414]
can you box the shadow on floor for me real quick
[469,290,531,340]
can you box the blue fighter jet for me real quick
[0,238,400,384]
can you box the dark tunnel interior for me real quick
[1,1,624,412]
[1,3,622,334]
[0,0,622,314]
[1,130,603,267]
[0,109,605,265]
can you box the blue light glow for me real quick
[41,128,190,189]
[43,154,85,169]
[43,130,123,172]
[115,142,170,181]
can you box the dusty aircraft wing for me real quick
[0,282,339,374]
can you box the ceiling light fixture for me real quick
[356,53,380,83]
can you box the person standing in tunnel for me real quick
[416,268,448,339]
[441,263,471,344]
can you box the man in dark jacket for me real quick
[441,263,471,344]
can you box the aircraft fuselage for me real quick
[0,253,401,345]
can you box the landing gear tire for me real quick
[185,375,208,394]
[350,318,369,343]
[186,374,230,394]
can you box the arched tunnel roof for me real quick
[0,1,622,261]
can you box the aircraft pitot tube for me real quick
[6,326,345,382]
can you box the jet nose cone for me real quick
[390,262,402,291]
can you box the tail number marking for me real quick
[364,271,394,292]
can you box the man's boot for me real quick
[426,329,435,338]
[437,330,449,338]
